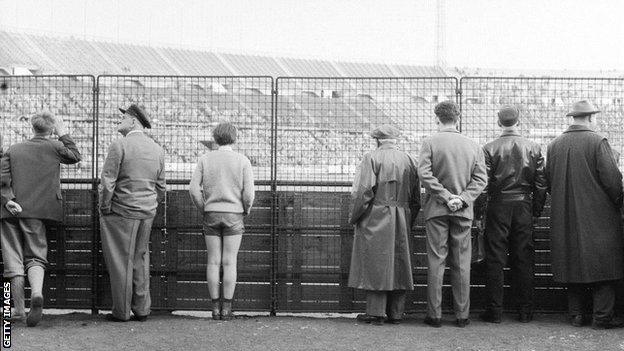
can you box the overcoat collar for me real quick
[564,124,593,133]
[500,130,521,137]
[439,126,459,133]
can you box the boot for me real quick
[221,299,234,321]
[211,299,221,320]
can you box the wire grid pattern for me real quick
[0,75,95,308]
[461,77,624,159]
[95,76,274,310]
[274,77,458,311]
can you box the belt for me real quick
[373,200,410,208]
[489,193,531,202]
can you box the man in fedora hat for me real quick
[546,100,624,329]
[418,101,487,328]
[99,104,166,322]
[479,105,547,324]
[348,124,420,325]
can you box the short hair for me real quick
[434,101,460,124]
[31,112,55,134]
[212,122,237,145]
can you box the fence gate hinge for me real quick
[455,88,462,96]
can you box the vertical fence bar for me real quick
[91,77,100,315]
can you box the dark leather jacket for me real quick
[478,130,547,218]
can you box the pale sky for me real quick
[1,0,622,70]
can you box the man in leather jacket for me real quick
[479,106,547,324]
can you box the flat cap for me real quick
[371,124,401,139]
[119,104,151,129]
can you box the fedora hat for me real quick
[566,100,600,117]
[371,124,401,139]
[119,104,151,128]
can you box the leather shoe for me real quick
[26,294,44,327]
[131,314,148,322]
[592,317,624,330]
[570,314,584,327]
[456,318,470,328]
[356,314,384,325]
[424,316,442,328]
[479,310,501,324]
[518,312,533,323]
[385,318,402,325]
[105,313,127,322]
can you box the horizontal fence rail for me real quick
[1,75,623,314]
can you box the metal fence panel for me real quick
[0,75,96,309]
[461,77,624,311]
[95,76,274,311]
[274,77,458,312]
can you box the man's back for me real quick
[0,136,81,220]
[100,132,165,219]
[418,127,487,220]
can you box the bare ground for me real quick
[6,311,624,351]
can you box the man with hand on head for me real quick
[418,101,487,328]
[99,104,165,322]
[1,112,81,327]
[479,106,547,324]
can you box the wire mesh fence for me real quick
[95,76,274,310]
[2,75,624,314]
[0,75,96,309]
[274,77,458,311]
[460,77,624,311]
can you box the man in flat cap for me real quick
[479,106,547,324]
[1,112,81,327]
[99,104,166,322]
[348,124,420,325]
[546,100,624,329]
[418,101,487,328]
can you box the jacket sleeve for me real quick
[0,147,15,206]
[189,158,204,211]
[417,139,454,204]
[99,141,123,214]
[349,153,376,225]
[474,146,493,220]
[531,145,548,217]
[56,134,82,164]
[596,139,623,208]
[458,146,488,206]
[156,149,166,204]
[241,158,255,216]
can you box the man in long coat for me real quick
[99,104,166,322]
[348,124,420,325]
[546,100,624,329]
[1,112,81,327]
[418,101,487,328]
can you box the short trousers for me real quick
[1,218,48,278]
[202,212,245,236]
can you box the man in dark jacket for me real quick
[418,101,487,328]
[479,106,547,324]
[1,112,81,327]
[546,100,624,329]
[348,124,420,325]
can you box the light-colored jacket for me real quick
[418,127,487,220]
[189,146,255,215]
[99,131,166,219]
[348,142,420,291]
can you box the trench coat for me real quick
[348,143,420,291]
[546,125,624,283]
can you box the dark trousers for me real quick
[365,290,406,320]
[567,281,616,321]
[484,200,534,314]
